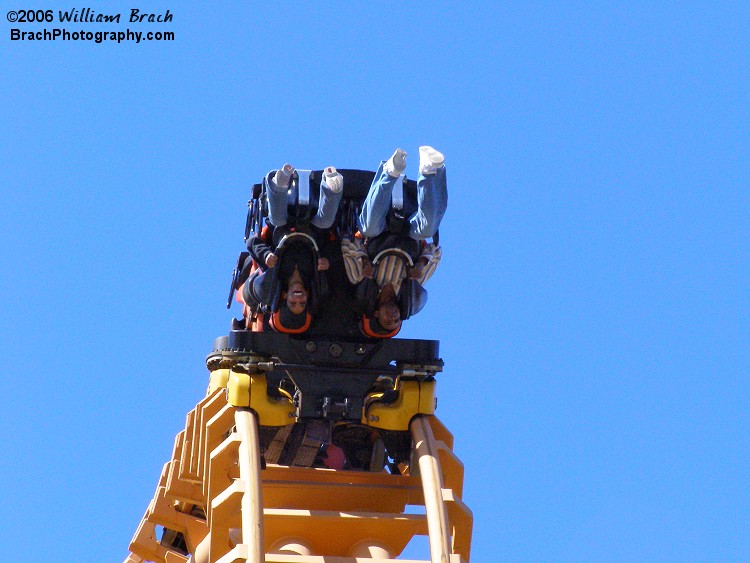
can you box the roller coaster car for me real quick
[217,169,443,472]
[226,169,434,336]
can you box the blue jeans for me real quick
[266,170,343,229]
[358,161,447,240]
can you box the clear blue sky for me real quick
[1,2,748,561]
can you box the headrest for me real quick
[360,314,401,339]
[270,303,312,334]
[398,278,427,320]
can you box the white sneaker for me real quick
[384,148,407,178]
[274,163,294,189]
[324,166,344,193]
[419,146,444,175]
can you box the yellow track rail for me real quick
[125,382,472,563]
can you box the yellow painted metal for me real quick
[227,370,294,427]
[127,372,473,563]
[262,508,425,557]
[261,464,423,513]
[208,369,231,395]
[149,486,207,554]
[203,403,239,502]
[208,479,244,561]
[227,370,251,406]
[235,409,264,563]
[443,488,473,561]
[426,417,473,563]
[196,390,231,485]
[364,379,436,431]
[411,415,452,563]
[263,557,442,562]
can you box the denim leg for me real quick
[266,170,289,227]
[311,175,343,229]
[358,161,397,238]
[409,166,447,240]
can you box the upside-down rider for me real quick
[343,146,445,337]
[241,164,343,333]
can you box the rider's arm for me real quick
[246,229,276,271]
[410,242,442,284]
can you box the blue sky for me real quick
[1,2,749,561]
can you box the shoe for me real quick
[384,148,407,178]
[419,146,444,175]
[324,166,344,193]
[274,163,294,189]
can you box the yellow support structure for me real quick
[227,370,295,427]
[364,379,436,431]
[126,368,472,563]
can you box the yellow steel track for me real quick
[126,375,472,563]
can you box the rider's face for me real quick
[286,281,308,315]
[375,302,401,331]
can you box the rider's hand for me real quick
[410,257,428,279]
[362,258,374,279]
[265,253,278,268]
[317,257,330,271]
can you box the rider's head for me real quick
[284,280,309,315]
[373,300,402,332]
[361,283,402,338]
[272,286,311,334]
[269,248,314,334]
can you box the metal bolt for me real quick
[329,343,343,358]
